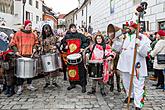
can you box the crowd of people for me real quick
[0,16,165,110]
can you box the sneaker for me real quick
[27,85,37,91]
[17,86,23,95]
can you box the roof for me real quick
[64,8,78,18]
[58,14,66,19]
[75,0,88,13]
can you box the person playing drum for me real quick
[41,24,60,89]
[10,20,39,95]
[87,32,116,96]
[60,24,90,93]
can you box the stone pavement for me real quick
[0,75,165,110]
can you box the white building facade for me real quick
[74,0,165,33]
[0,0,43,30]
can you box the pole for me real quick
[127,14,141,110]
[22,0,26,24]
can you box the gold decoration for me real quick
[69,69,76,78]
[69,43,77,53]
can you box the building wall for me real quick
[0,0,43,30]
[24,0,43,29]
[74,5,87,28]
[74,0,165,33]
[65,12,74,29]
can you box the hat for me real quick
[24,20,32,27]
[157,30,165,36]
[125,21,138,29]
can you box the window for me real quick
[89,16,91,24]
[0,0,14,14]
[82,10,84,16]
[29,0,32,5]
[36,1,39,9]
[36,16,39,23]
[159,21,165,30]
[26,11,30,20]
[110,0,115,14]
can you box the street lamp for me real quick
[22,0,26,24]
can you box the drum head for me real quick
[67,53,82,60]
[17,57,34,61]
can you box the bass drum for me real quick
[16,57,38,78]
[41,53,62,73]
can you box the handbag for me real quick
[157,53,165,64]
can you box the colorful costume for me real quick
[61,31,89,93]
[87,43,115,96]
[117,33,151,108]
[0,50,15,97]
[10,20,38,95]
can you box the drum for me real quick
[16,57,38,78]
[67,53,82,65]
[88,60,103,79]
[41,53,62,73]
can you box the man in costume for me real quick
[60,24,89,93]
[0,49,15,97]
[106,24,124,92]
[10,20,39,95]
[87,33,115,96]
[41,24,60,89]
[117,21,151,110]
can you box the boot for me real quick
[81,86,86,93]
[4,86,10,95]
[135,107,141,110]
[87,88,96,95]
[116,73,121,92]
[67,85,76,90]
[100,88,106,97]
[53,82,60,88]
[124,97,134,103]
[100,84,106,97]
[2,84,7,92]
[117,84,121,92]
[110,84,114,92]
[43,83,50,89]
[7,86,15,97]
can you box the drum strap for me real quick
[89,44,106,60]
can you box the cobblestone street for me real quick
[0,74,165,110]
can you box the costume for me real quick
[42,29,60,88]
[117,32,151,108]
[60,30,89,93]
[87,42,115,96]
[108,29,125,92]
[10,20,38,95]
[0,50,15,97]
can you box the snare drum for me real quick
[41,53,62,73]
[16,57,38,78]
[67,53,82,65]
[88,60,103,79]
